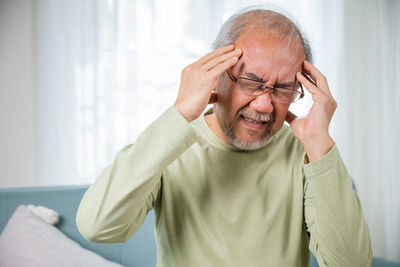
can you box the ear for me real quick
[285,111,297,124]
[208,91,217,104]
[209,74,221,104]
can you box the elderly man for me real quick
[76,8,372,267]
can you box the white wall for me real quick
[0,0,39,188]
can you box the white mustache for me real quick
[238,109,274,122]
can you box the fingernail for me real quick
[235,48,242,53]
[233,56,238,61]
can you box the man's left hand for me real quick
[286,60,337,163]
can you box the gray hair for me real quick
[212,7,313,63]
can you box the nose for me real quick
[249,90,274,113]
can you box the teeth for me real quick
[243,117,265,124]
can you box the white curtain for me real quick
[331,0,400,261]
[34,0,399,261]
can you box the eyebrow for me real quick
[243,72,298,88]
[244,72,265,82]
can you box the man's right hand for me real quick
[174,45,242,122]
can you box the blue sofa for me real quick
[1,185,399,267]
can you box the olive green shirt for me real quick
[76,106,372,267]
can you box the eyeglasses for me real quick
[226,69,304,104]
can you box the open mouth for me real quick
[240,115,267,124]
[239,115,269,129]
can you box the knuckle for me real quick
[204,51,213,59]
[205,70,215,78]
[182,65,192,73]
[209,50,218,57]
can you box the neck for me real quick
[204,113,232,145]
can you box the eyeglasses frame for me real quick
[226,69,304,103]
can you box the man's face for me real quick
[213,30,306,150]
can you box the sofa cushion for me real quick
[0,205,122,267]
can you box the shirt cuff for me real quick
[302,144,342,178]
[164,106,198,147]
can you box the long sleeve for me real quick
[76,106,197,243]
[303,145,373,267]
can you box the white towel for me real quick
[27,204,60,225]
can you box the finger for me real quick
[296,72,319,94]
[209,56,239,77]
[302,61,332,96]
[301,71,316,86]
[203,48,242,71]
[298,72,336,110]
[302,61,323,85]
[285,111,297,124]
[194,45,235,66]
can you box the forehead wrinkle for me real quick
[239,61,268,81]
[244,72,264,82]
[238,54,299,86]
[276,62,302,84]
[242,66,277,85]
[243,67,298,87]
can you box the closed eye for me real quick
[275,82,297,89]
[274,88,295,97]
